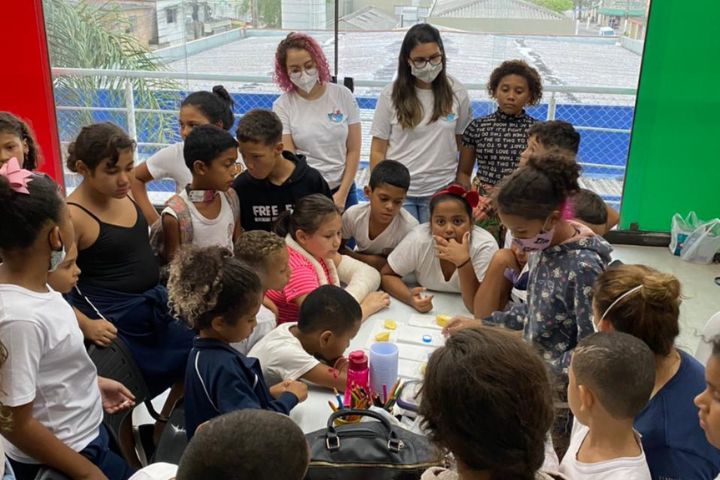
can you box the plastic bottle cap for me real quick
[422,335,432,344]
[348,350,368,370]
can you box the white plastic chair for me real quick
[695,311,720,365]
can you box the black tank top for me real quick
[69,199,159,294]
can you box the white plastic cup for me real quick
[369,342,399,400]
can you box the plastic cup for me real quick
[369,342,399,400]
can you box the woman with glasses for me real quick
[272,32,361,211]
[370,23,471,223]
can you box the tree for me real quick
[528,0,574,13]
[43,0,178,144]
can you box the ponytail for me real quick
[182,86,235,131]
[272,194,340,240]
[495,152,580,220]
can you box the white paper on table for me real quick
[396,325,445,348]
[398,359,425,380]
[408,313,443,331]
[396,342,435,362]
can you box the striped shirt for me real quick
[266,245,332,324]
[462,108,537,186]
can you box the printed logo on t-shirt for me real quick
[327,110,345,123]
[443,112,458,122]
[251,204,294,223]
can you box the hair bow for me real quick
[0,157,33,195]
[433,184,481,209]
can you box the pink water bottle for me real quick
[344,350,369,406]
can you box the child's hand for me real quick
[271,380,309,402]
[361,291,391,317]
[442,316,482,336]
[97,377,135,414]
[81,319,117,347]
[434,232,471,267]
[410,287,433,313]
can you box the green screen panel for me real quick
[621,0,720,232]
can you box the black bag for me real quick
[305,409,443,480]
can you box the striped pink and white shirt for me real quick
[266,245,334,324]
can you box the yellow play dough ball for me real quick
[383,319,397,330]
[375,331,391,342]
[435,314,451,327]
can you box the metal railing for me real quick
[51,67,637,205]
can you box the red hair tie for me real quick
[432,184,481,210]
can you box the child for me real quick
[159,124,241,262]
[250,285,361,391]
[593,264,720,480]
[232,109,331,231]
[473,188,612,318]
[131,86,235,224]
[519,120,580,167]
[381,184,497,313]
[420,327,561,480]
[447,153,612,375]
[0,162,134,479]
[341,160,418,270]
[167,245,308,439]
[694,336,720,460]
[456,59,542,190]
[270,193,387,324]
[176,410,309,480]
[561,332,655,479]
[0,112,39,170]
[232,230,290,354]
[64,123,194,400]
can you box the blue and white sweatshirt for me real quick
[487,222,613,374]
[184,337,299,438]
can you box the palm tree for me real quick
[43,0,178,145]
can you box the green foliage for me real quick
[43,0,178,143]
[528,0,574,13]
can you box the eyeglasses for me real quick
[410,54,443,69]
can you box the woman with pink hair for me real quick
[272,32,361,210]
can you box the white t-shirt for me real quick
[145,143,192,192]
[128,462,178,480]
[248,322,319,386]
[560,420,651,480]
[273,83,361,189]
[231,304,277,355]
[0,285,103,464]
[387,224,497,293]
[173,190,235,251]
[370,77,471,197]
[342,202,419,256]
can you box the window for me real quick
[166,7,177,24]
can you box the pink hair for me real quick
[273,32,332,93]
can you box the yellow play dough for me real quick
[435,314,451,327]
[383,319,397,330]
[375,331,391,342]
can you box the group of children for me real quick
[0,34,719,480]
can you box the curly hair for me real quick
[0,111,40,170]
[495,152,580,220]
[66,122,135,172]
[274,32,332,93]
[167,246,262,331]
[236,109,283,146]
[420,327,554,480]
[488,60,543,105]
[234,230,286,271]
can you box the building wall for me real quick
[155,0,186,46]
[282,0,328,29]
[429,17,575,34]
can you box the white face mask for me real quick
[410,62,443,84]
[290,68,319,94]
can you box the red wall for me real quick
[0,0,63,181]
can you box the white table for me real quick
[290,291,470,433]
